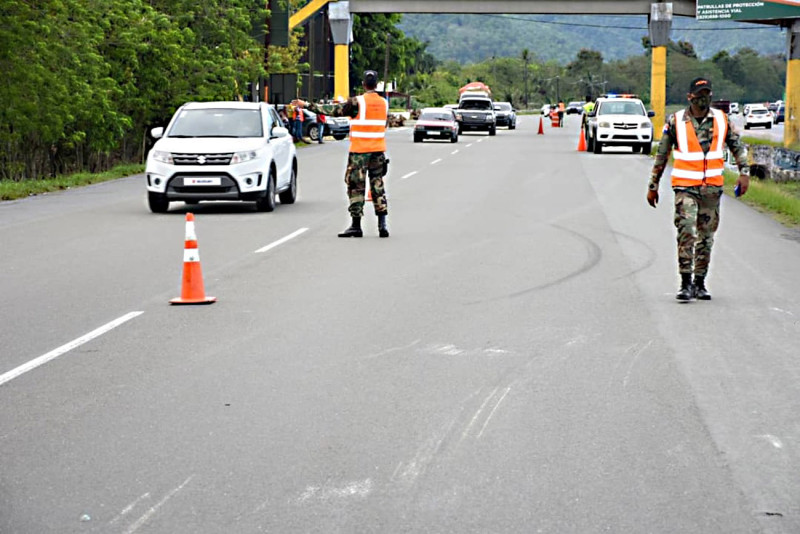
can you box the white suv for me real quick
[585,96,655,154]
[146,101,297,213]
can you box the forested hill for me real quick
[397,14,785,64]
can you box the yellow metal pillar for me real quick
[335,44,350,100]
[785,22,800,149]
[650,46,667,141]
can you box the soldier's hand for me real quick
[736,174,750,196]
[647,189,659,208]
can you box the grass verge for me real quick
[0,163,145,201]
[724,169,800,227]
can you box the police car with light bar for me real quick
[584,94,655,154]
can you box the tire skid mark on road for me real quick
[123,475,194,534]
[0,311,144,387]
[363,339,422,360]
[465,223,603,304]
[611,230,658,280]
[477,387,511,438]
[109,492,151,526]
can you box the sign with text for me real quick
[697,0,800,21]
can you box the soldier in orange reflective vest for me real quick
[293,70,390,238]
[647,77,750,301]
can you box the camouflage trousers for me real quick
[673,186,722,277]
[345,152,388,218]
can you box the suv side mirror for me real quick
[647,110,656,118]
[271,126,289,139]
[151,127,164,139]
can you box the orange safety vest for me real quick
[293,107,304,121]
[349,92,388,153]
[670,108,727,187]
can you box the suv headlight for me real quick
[455,113,462,120]
[641,121,651,128]
[486,115,494,122]
[599,121,611,128]
[151,150,173,164]
[231,150,258,164]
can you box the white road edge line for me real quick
[255,227,309,254]
[401,171,418,180]
[431,158,442,165]
[0,311,144,387]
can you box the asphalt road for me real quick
[2,115,800,533]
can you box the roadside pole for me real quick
[649,3,672,141]
[786,20,800,149]
[330,2,352,99]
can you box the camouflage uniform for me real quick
[649,107,749,276]
[307,95,388,218]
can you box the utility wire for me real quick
[477,13,782,31]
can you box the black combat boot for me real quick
[694,275,711,300]
[338,217,363,238]
[676,273,695,301]
[378,214,389,238]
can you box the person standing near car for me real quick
[646,77,750,301]
[316,100,326,144]
[292,104,305,142]
[292,70,390,238]
[557,100,565,127]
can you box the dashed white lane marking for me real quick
[109,493,151,525]
[478,387,511,438]
[298,479,373,503]
[431,158,442,165]
[477,138,484,143]
[466,143,473,148]
[770,307,794,316]
[451,150,459,155]
[255,227,308,254]
[401,171,418,180]
[124,475,194,534]
[0,311,144,387]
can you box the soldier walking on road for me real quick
[293,70,390,238]
[647,77,750,301]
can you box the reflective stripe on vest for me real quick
[350,93,388,153]
[670,108,727,187]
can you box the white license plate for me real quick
[184,177,221,186]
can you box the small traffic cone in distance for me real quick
[537,116,544,135]
[577,131,587,151]
[170,213,216,305]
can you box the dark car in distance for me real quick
[493,102,517,129]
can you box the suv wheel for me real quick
[450,131,458,143]
[279,164,297,204]
[309,124,320,142]
[489,126,496,136]
[333,133,347,141]
[255,170,276,212]
[593,138,602,154]
[148,192,169,213]
[586,131,595,152]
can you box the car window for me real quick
[420,112,453,121]
[459,100,492,110]
[494,103,512,111]
[751,109,768,115]
[598,101,645,116]
[169,109,264,138]
[268,108,282,129]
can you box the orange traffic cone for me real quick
[170,213,216,305]
[577,131,587,151]
[537,116,544,135]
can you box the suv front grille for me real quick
[172,153,233,166]
[612,123,639,130]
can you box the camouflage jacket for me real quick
[650,106,749,188]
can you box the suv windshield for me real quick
[169,108,263,138]
[598,101,645,116]
[494,103,512,111]
[459,100,492,111]
[420,111,453,121]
